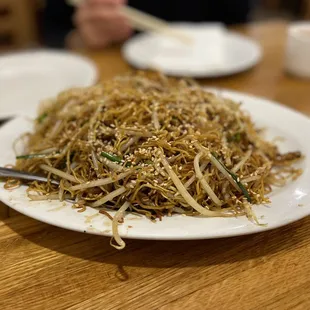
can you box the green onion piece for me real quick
[228,132,242,143]
[211,151,252,203]
[233,132,242,142]
[16,153,48,160]
[36,112,48,123]
[101,152,123,164]
[101,152,132,167]
[229,172,252,203]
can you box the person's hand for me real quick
[73,0,132,48]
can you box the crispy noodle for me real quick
[4,179,21,190]
[11,71,303,249]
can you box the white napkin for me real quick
[149,23,226,73]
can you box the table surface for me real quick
[1,21,310,310]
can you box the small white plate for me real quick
[122,23,262,78]
[0,90,309,240]
[0,50,98,119]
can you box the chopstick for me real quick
[67,1,192,44]
[119,6,192,44]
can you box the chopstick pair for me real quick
[67,0,192,44]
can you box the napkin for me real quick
[149,23,226,73]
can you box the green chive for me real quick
[211,151,252,203]
[36,112,48,123]
[101,152,123,163]
[101,151,133,167]
[234,132,241,142]
[16,153,48,159]
[228,132,242,143]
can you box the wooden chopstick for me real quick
[67,0,192,44]
[119,6,192,44]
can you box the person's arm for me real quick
[71,0,132,49]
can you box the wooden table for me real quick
[1,21,310,310]
[0,0,38,50]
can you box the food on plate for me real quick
[12,72,302,248]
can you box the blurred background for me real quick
[0,0,310,52]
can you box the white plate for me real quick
[0,50,98,119]
[122,24,262,78]
[0,90,309,240]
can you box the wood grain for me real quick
[1,21,310,310]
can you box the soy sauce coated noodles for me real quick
[14,72,302,249]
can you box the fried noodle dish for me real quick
[13,72,302,249]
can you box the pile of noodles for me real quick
[13,72,302,249]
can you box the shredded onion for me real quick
[91,150,99,172]
[122,130,152,137]
[69,171,131,191]
[49,120,63,138]
[36,147,58,154]
[194,153,222,206]
[183,162,207,189]
[120,136,140,152]
[110,201,131,250]
[40,164,79,183]
[159,153,229,217]
[232,149,252,173]
[209,154,241,192]
[152,102,160,130]
[91,186,127,207]
[242,175,262,183]
[100,157,123,171]
[59,180,65,201]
